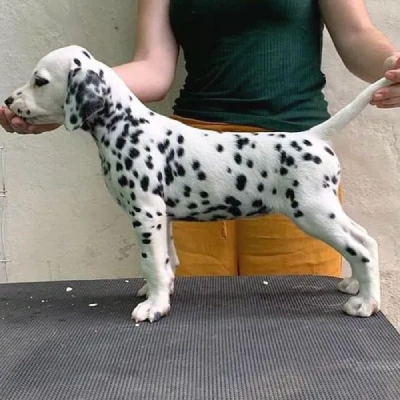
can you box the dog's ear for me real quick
[64,64,105,131]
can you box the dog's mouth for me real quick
[8,104,62,125]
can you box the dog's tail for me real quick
[308,77,392,139]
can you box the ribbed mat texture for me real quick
[1,276,400,400]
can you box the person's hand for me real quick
[0,106,60,134]
[371,52,400,109]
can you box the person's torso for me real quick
[169,0,330,132]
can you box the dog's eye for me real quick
[34,76,50,87]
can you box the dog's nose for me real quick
[4,97,14,106]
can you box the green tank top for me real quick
[169,0,330,132]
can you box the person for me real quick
[1,0,399,278]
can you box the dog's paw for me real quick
[131,297,171,323]
[342,295,380,317]
[337,278,359,295]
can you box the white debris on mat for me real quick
[263,281,269,286]
[88,303,98,307]
[125,280,129,283]
[135,323,140,327]
[66,287,73,292]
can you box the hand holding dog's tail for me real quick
[309,77,393,139]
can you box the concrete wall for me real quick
[0,1,399,325]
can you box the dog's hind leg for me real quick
[287,197,380,317]
[137,219,179,297]
[131,212,173,323]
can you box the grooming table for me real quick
[1,276,399,400]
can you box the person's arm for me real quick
[319,0,400,108]
[0,0,178,134]
[113,0,179,103]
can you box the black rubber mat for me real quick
[1,276,400,400]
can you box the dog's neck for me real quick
[82,62,151,142]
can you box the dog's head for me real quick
[5,45,106,131]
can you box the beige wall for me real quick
[0,1,399,325]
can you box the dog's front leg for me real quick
[137,218,179,297]
[131,212,172,323]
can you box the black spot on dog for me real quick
[234,153,242,165]
[142,239,151,245]
[303,153,313,161]
[200,191,209,198]
[272,188,277,195]
[166,198,176,207]
[140,176,150,192]
[217,144,224,152]
[118,176,128,187]
[70,114,78,125]
[293,180,299,187]
[261,171,268,178]
[116,137,126,150]
[188,203,198,209]
[145,156,154,170]
[129,148,140,159]
[252,200,263,208]
[73,58,81,66]
[141,253,148,258]
[258,183,264,192]
[280,167,288,176]
[294,210,304,218]
[197,172,206,180]
[290,141,302,152]
[177,135,184,144]
[346,247,357,256]
[82,50,91,59]
[329,213,335,219]
[158,142,166,154]
[286,188,295,201]
[303,140,312,146]
[313,156,322,164]
[225,196,242,207]
[275,144,282,152]
[325,146,335,156]
[192,160,200,170]
[236,174,247,191]
[183,186,191,197]
[361,257,370,263]
[246,159,254,168]
[332,176,338,184]
[236,137,250,150]
[176,164,186,177]
[177,148,184,157]
[116,162,123,172]
[133,221,142,228]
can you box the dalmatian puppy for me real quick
[5,45,392,323]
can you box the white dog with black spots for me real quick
[5,45,392,323]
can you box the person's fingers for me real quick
[0,107,15,132]
[385,69,400,83]
[26,123,60,134]
[383,52,400,72]
[371,83,400,106]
